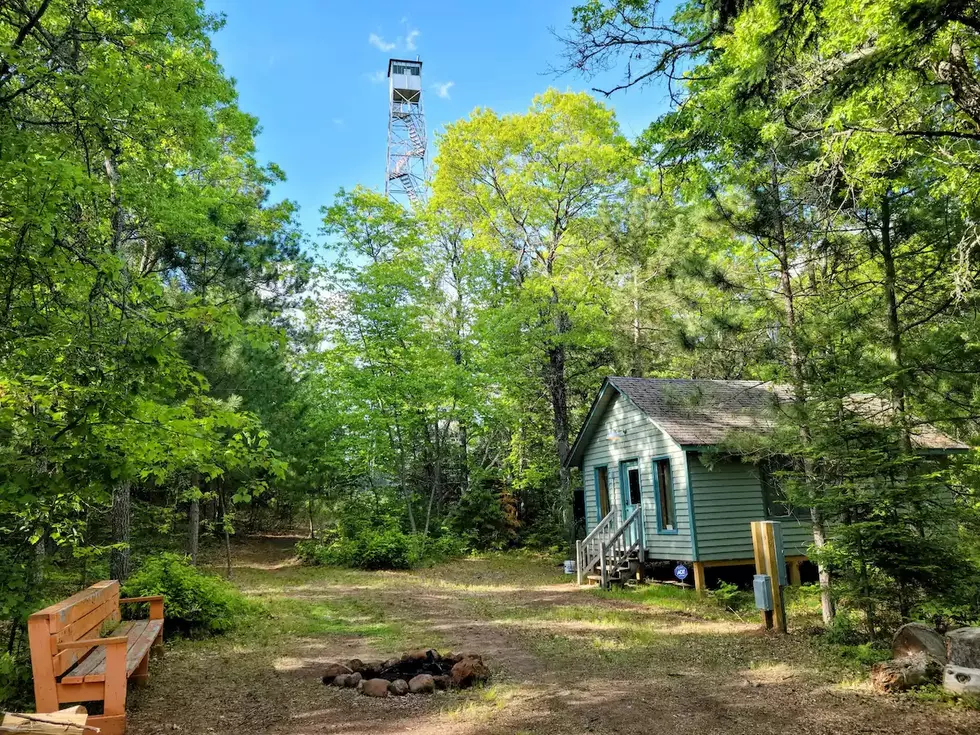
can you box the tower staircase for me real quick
[576,507,644,588]
[388,157,420,205]
[388,113,424,205]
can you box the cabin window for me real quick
[654,458,676,531]
[760,457,801,518]
[619,459,641,508]
[595,466,611,521]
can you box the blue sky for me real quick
[205,1,674,244]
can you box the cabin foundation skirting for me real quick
[690,556,807,596]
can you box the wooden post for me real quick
[763,522,787,633]
[751,521,787,633]
[102,638,128,717]
[27,617,59,714]
[750,522,770,629]
[693,562,706,597]
[789,559,802,587]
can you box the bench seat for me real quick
[60,620,163,684]
[29,581,165,735]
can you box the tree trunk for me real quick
[769,157,834,624]
[879,190,913,453]
[390,422,417,534]
[423,417,442,538]
[188,480,200,565]
[105,148,134,584]
[218,484,232,579]
[631,268,643,377]
[307,496,317,540]
[109,480,131,581]
[546,303,574,558]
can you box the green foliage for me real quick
[816,611,891,666]
[296,530,466,571]
[711,581,752,613]
[449,486,519,551]
[122,554,249,635]
[0,650,32,709]
[910,684,980,711]
[308,529,415,571]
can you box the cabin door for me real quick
[619,460,642,521]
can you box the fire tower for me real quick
[385,58,426,206]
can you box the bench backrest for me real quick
[28,580,121,676]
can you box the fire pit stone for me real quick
[321,649,490,695]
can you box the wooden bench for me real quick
[28,581,164,735]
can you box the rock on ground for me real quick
[346,672,362,688]
[944,664,980,695]
[947,628,980,669]
[361,678,390,698]
[408,674,435,694]
[321,663,352,684]
[332,674,350,688]
[892,623,946,661]
[871,653,942,693]
[433,675,450,690]
[451,656,490,689]
[388,679,409,696]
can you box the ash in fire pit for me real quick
[322,649,490,697]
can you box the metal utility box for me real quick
[754,574,773,611]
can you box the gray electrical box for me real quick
[754,574,773,611]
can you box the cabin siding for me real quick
[582,393,693,560]
[688,454,812,561]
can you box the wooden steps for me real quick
[582,552,642,586]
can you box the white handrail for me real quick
[582,509,617,546]
[600,506,643,588]
[605,506,642,548]
[578,510,618,585]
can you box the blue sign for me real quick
[674,564,689,581]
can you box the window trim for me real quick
[652,455,679,535]
[593,464,611,524]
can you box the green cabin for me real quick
[567,377,967,591]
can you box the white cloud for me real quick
[333,118,344,126]
[366,70,386,84]
[432,81,454,99]
[405,29,420,51]
[368,33,396,52]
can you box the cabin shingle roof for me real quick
[603,377,968,452]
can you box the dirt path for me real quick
[129,538,980,735]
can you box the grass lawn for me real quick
[127,537,980,735]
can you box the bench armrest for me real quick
[57,635,128,650]
[119,595,164,620]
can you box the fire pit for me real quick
[322,649,489,697]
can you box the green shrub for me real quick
[420,533,467,562]
[297,529,414,570]
[358,528,414,569]
[122,553,249,635]
[449,485,518,551]
[821,610,865,646]
[711,580,752,613]
[0,651,32,709]
[297,529,465,571]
